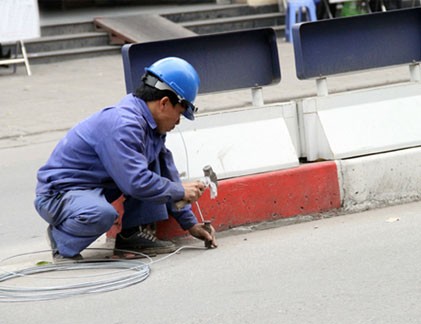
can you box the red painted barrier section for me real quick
[107,162,341,240]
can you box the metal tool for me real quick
[203,165,218,196]
[174,165,218,248]
[203,220,213,249]
[175,165,218,210]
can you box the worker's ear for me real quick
[160,96,170,109]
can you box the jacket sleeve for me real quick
[93,112,185,204]
[159,146,198,230]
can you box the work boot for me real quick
[114,224,177,257]
[47,225,83,263]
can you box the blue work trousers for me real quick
[34,188,170,257]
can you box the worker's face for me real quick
[156,97,185,134]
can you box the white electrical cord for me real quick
[176,126,190,181]
[0,246,205,303]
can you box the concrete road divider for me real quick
[108,161,341,240]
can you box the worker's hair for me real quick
[133,74,179,106]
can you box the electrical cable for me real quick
[195,201,205,222]
[176,127,208,223]
[176,126,191,181]
[0,245,205,303]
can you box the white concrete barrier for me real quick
[337,146,421,212]
[299,82,421,161]
[166,103,300,180]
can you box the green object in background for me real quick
[341,1,365,16]
[341,1,360,16]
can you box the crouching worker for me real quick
[34,57,217,262]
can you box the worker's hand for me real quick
[182,181,206,204]
[188,223,218,248]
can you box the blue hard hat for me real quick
[145,57,200,120]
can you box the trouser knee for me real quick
[35,189,119,237]
[76,202,119,236]
[94,204,119,233]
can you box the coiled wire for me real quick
[0,246,203,303]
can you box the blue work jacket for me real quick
[36,94,196,229]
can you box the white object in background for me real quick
[166,104,299,180]
[300,83,421,161]
[0,0,40,42]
